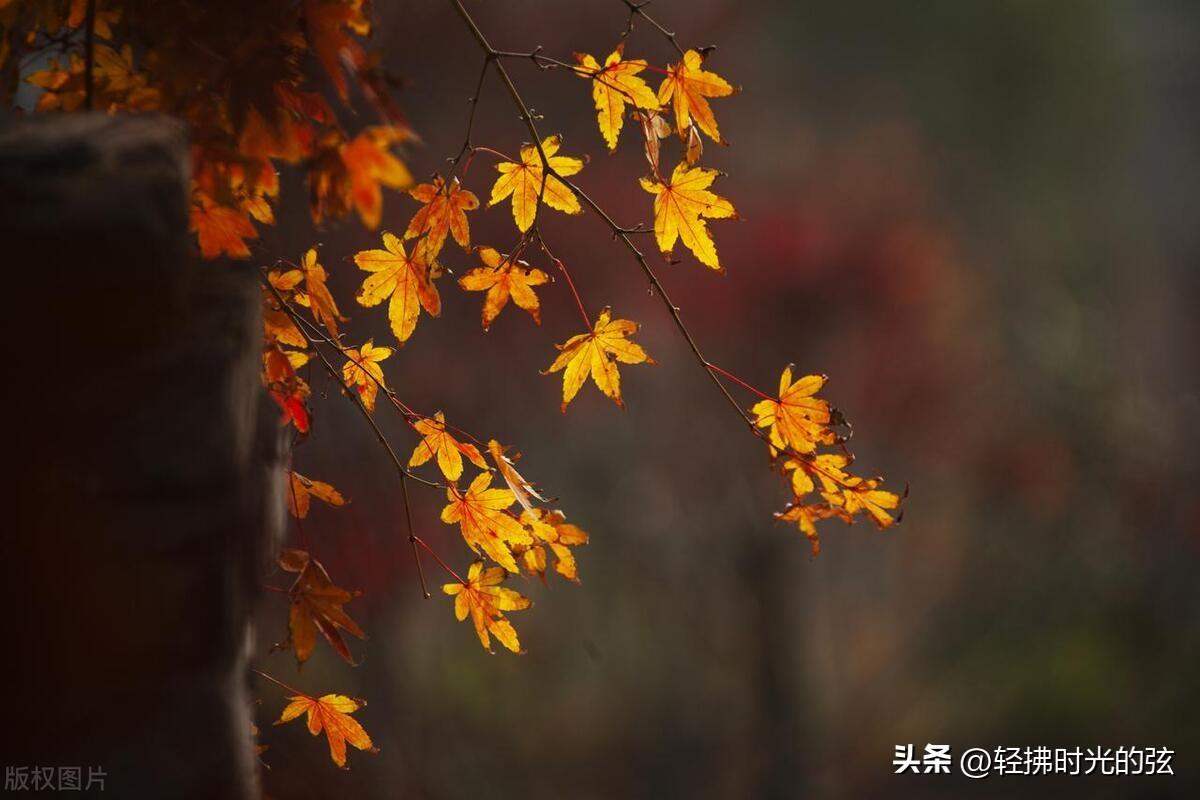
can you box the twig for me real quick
[260,271,434,598]
[618,0,687,57]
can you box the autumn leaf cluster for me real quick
[8,0,906,776]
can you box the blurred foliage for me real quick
[253,1,1199,797]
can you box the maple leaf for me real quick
[341,126,413,229]
[657,48,737,144]
[341,339,391,412]
[775,502,848,556]
[302,0,367,101]
[263,288,307,349]
[441,472,532,574]
[751,366,835,456]
[408,411,488,482]
[354,232,441,345]
[458,247,550,330]
[278,549,365,666]
[287,471,346,519]
[190,193,257,259]
[442,560,531,653]
[545,307,654,412]
[519,508,589,583]
[489,135,585,233]
[575,44,660,151]
[276,692,376,768]
[487,439,548,513]
[404,176,479,259]
[291,247,346,340]
[639,162,737,270]
[263,339,312,434]
[827,480,905,530]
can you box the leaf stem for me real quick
[252,668,308,699]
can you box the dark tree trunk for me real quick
[3,114,282,799]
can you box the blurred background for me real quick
[252,1,1200,797]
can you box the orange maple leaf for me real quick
[657,49,737,144]
[575,44,660,151]
[751,366,835,456]
[276,692,377,768]
[458,247,550,330]
[775,502,847,555]
[341,126,413,229]
[287,471,346,519]
[442,560,531,653]
[354,232,441,345]
[290,247,346,340]
[190,194,257,259]
[302,0,367,101]
[489,135,584,232]
[408,411,488,482]
[341,339,391,412]
[278,549,365,666]
[441,472,532,574]
[639,162,737,270]
[545,307,654,412]
[404,176,479,259]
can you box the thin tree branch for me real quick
[261,272,437,597]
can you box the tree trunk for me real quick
[3,113,281,799]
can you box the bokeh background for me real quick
[252,1,1200,797]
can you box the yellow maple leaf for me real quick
[287,471,346,519]
[291,247,346,340]
[458,247,550,330]
[575,44,660,151]
[657,48,737,144]
[404,176,479,259]
[440,472,532,574]
[442,560,531,653]
[341,339,391,412]
[519,509,589,583]
[545,307,654,412]
[640,162,737,270]
[278,548,364,666]
[751,366,835,456]
[489,135,584,232]
[827,480,905,529]
[275,692,376,768]
[354,232,441,345]
[408,411,488,482]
